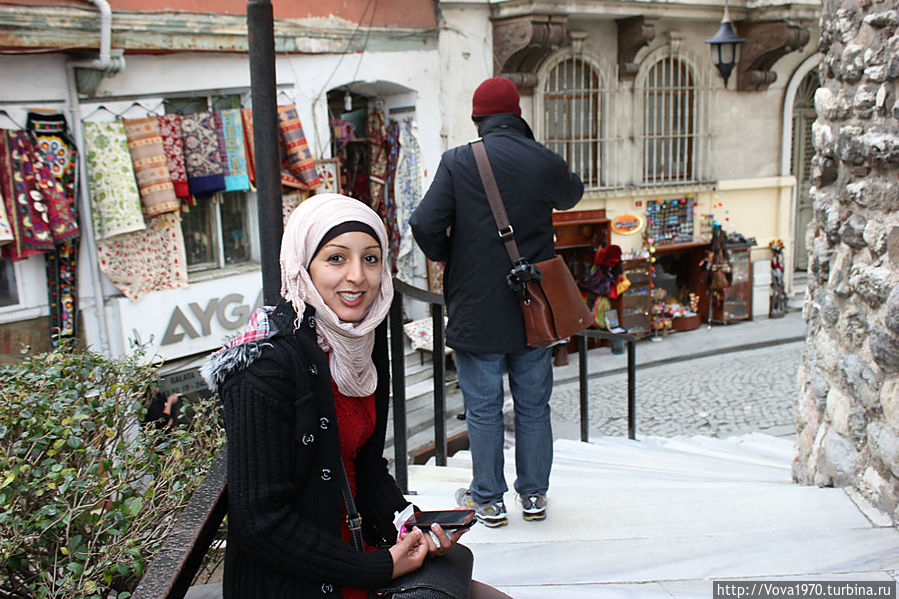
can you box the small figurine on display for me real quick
[769,238,788,318]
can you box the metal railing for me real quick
[133,279,639,597]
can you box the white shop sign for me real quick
[116,271,264,361]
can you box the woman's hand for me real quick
[388,527,428,579]
[422,523,469,558]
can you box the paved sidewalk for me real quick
[552,308,806,385]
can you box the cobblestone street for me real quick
[550,341,803,440]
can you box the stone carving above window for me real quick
[617,16,657,81]
[736,20,810,91]
[493,14,568,91]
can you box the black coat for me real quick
[210,300,408,598]
[410,114,584,353]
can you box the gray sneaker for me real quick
[455,488,508,528]
[520,493,547,521]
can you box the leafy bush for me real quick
[0,346,225,599]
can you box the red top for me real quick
[332,379,379,599]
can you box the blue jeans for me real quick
[454,347,553,503]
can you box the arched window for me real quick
[542,57,603,187]
[641,56,697,184]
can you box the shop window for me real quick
[640,56,697,184]
[0,259,17,307]
[182,192,249,271]
[541,56,606,188]
[166,95,253,275]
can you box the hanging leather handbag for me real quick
[337,460,474,599]
[470,139,591,348]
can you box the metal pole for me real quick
[432,303,447,466]
[578,334,589,442]
[247,0,282,304]
[389,290,408,493]
[627,339,636,440]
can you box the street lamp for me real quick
[705,4,745,87]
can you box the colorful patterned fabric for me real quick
[157,114,190,199]
[277,104,321,189]
[0,189,12,246]
[281,190,307,227]
[123,117,179,217]
[26,112,78,220]
[83,121,146,240]
[95,212,187,301]
[240,108,256,187]
[27,111,82,345]
[214,109,250,192]
[45,240,78,341]
[181,112,226,197]
[384,120,401,274]
[366,109,387,215]
[0,130,78,261]
[395,119,424,284]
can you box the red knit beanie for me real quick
[472,77,521,117]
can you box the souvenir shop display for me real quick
[768,238,787,318]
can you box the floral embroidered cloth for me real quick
[83,121,146,240]
[0,129,78,261]
[27,111,82,344]
[395,119,424,284]
[123,116,179,217]
[157,114,190,199]
[402,317,453,355]
[181,111,226,197]
[0,188,12,246]
[366,109,387,215]
[214,109,250,192]
[95,212,188,301]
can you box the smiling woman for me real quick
[308,225,383,323]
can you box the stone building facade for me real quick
[795,0,899,521]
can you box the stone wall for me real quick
[794,0,899,521]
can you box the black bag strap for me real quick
[337,457,365,552]
[470,139,522,264]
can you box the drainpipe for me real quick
[63,0,126,356]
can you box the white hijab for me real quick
[280,193,393,397]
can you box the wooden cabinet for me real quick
[712,244,753,323]
[551,209,610,285]
[618,259,652,336]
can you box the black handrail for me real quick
[388,278,448,494]
[575,329,638,441]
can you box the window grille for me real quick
[640,56,705,185]
[542,57,611,189]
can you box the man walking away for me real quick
[410,77,583,527]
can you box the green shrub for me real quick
[0,346,225,599]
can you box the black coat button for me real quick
[320,417,329,430]
[308,316,316,329]
[309,363,318,376]
[321,582,333,593]
[321,468,332,481]
[302,433,315,445]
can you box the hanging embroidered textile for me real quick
[0,130,78,261]
[395,119,424,284]
[366,109,387,215]
[83,121,146,240]
[157,114,190,199]
[282,190,307,226]
[277,104,322,189]
[240,108,256,187]
[122,116,179,217]
[0,189,13,246]
[214,109,250,192]
[181,111,226,197]
[95,212,188,302]
[27,111,81,343]
[384,120,401,274]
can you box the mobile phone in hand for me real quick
[404,509,475,530]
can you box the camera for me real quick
[506,259,542,300]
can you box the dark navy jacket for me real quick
[410,114,584,353]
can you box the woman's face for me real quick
[308,231,383,323]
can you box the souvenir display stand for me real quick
[617,258,652,337]
[711,243,753,323]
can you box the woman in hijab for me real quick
[203,194,506,598]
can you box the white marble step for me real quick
[404,433,899,598]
